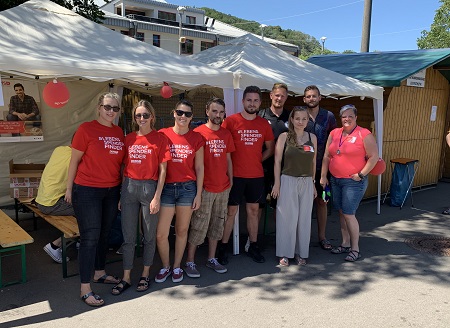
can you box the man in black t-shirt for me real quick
[258,83,290,205]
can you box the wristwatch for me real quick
[358,172,365,179]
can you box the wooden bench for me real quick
[16,198,79,278]
[0,209,34,287]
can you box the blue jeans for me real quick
[160,181,196,207]
[72,183,120,283]
[330,176,368,215]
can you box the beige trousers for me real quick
[275,175,314,259]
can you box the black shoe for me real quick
[217,243,229,265]
[247,243,265,263]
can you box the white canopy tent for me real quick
[0,0,234,90]
[193,35,385,252]
[0,0,234,205]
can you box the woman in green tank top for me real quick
[271,106,317,266]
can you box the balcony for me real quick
[126,14,208,31]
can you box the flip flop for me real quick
[136,276,150,292]
[81,291,104,307]
[111,280,131,295]
[294,254,306,266]
[93,274,120,284]
[278,257,289,267]
[319,239,332,250]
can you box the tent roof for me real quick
[192,34,383,100]
[307,49,450,87]
[0,0,233,91]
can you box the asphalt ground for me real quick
[1,182,449,328]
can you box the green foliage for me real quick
[0,0,105,23]
[200,7,325,58]
[417,0,450,49]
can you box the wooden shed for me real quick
[307,49,450,198]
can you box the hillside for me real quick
[199,7,327,58]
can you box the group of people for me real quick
[34,83,379,308]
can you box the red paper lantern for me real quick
[370,158,386,175]
[43,79,70,108]
[160,82,173,99]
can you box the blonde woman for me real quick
[65,93,125,307]
[112,100,170,295]
[271,106,317,266]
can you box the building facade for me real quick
[100,0,299,56]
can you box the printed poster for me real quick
[0,79,43,142]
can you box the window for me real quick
[201,41,215,51]
[186,16,196,25]
[136,32,145,42]
[153,35,161,47]
[181,39,194,55]
[158,11,176,22]
[117,7,146,16]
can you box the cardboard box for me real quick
[10,187,38,199]
[9,159,45,198]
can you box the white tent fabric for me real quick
[192,34,384,99]
[0,0,235,206]
[0,0,234,91]
[193,35,385,250]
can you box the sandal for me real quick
[278,257,289,267]
[93,274,120,284]
[111,280,131,295]
[136,276,150,292]
[442,208,450,215]
[81,291,104,307]
[294,254,306,266]
[345,250,361,262]
[319,239,332,250]
[331,245,351,254]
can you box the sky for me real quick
[102,0,443,53]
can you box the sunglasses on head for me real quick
[102,104,120,112]
[135,113,151,119]
[175,109,193,118]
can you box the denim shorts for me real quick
[161,180,197,207]
[330,176,368,215]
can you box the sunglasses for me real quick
[135,113,151,119]
[175,109,193,118]
[102,104,120,112]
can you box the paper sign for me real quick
[430,106,437,122]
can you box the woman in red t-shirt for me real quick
[320,104,378,262]
[156,100,204,283]
[111,100,170,296]
[65,93,125,307]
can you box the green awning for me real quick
[307,49,450,87]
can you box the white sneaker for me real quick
[43,243,70,264]
[244,237,250,252]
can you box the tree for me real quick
[417,0,450,49]
[0,0,105,23]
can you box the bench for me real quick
[16,198,79,278]
[0,209,34,287]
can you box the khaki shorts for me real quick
[188,188,230,246]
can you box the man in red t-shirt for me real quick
[220,86,274,264]
[184,98,235,278]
